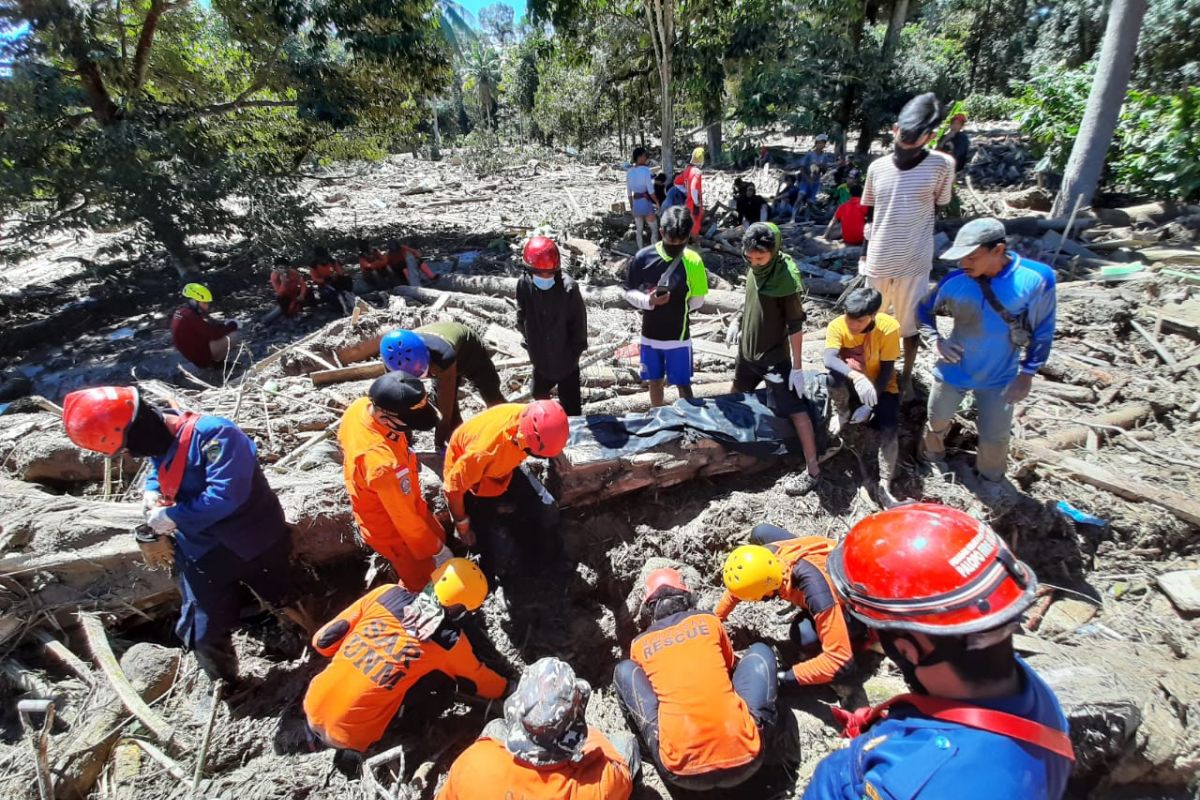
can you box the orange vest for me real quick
[337,398,445,572]
[436,728,633,800]
[630,610,761,776]
[359,251,388,271]
[442,404,527,498]
[311,261,344,285]
[304,584,506,752]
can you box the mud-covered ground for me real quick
[2,132,1199,800]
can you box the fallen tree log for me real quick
[1092,201,1200,228]
[0,413,137,484]
[310,361,386,387]
[1024,402,1153,451]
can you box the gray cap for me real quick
[941,217,1007,261]
[815,133,829,142]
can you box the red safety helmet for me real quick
[644,567,688,600]
[523,236,560,272]
[62,386,140,456]
[827,503,1038,637]
[518,400,569,457]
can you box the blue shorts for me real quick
[639,344,693,386]
[632,198,656,217]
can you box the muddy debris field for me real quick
[1,138,1199,800]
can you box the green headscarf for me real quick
[744,222,804,298]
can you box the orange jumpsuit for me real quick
[442,403,528,499]
[630,610,761,776]
[358,249,389,273]
[310,260,346,286]
[387,245,436,282]
[270,268,308,316]
[304,584,506,752]
[715,536,854,685]
[338,397,445,589]
[436,727,633,800]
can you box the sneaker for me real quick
[783,471,819,496]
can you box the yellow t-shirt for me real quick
[825,313,902,394]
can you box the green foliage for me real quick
[462,43,502,127]
[1135,0,1200,93]
[532,50,610,150]
[1014,65,1093,170]
[961,93,1019,121]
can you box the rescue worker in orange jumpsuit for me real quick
[386,240,437,286]
[304,558,507,759]
[717,523,867,688]
[338,373,450,590]
[310,246,355,315]
[615,568,777,790]
[357,239,391,288]
[443,401,570,582]
[438,656,637,800]
[270,261,309,318]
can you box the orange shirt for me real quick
[443,404,527,498]
[338,398,445,584]
[311,261,345,285]
[715,536,853,686]
[436,727,632,800]
[270,268,307,299]
[630,610,761,776]
[304,584,506,752]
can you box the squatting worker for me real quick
[304,558,507,755]
[918,217,1056,486]
[438,656,637,800]
[380,321,505,449]
[337,372,452,589]
[62,386,306,688]
[442,401,570,581]
[731,222,821,496]
[861,92,955,393]
[623,205,709,408]
[516,236,588,417]
[614,568,777,790]
[804,503,1072,799]
[717,524,867,688]
[171,283,240,370]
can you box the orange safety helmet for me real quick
[827,503,1038,637]
[518,400,569,457]
[644,567,688,600]
[522,236,560,271]
[62,386,140,456]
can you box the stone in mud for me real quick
[1156,570,1200,614]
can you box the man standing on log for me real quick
[803,504,1072,800]
[442,401,569,582]
[380,322,505,449]
[338,373,451,589]
[517,236,588,416]
[731,222,821,495]
[918,218,1056,488]
[171,283,240,371]
[861,92,956,395]
[61,386,309,689]
[624,206,709,409]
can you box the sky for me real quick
[455,0,526,25]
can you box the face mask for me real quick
[124,401,175,458]
[532,275,556,291]
[862,319,876,334]
[662,242,687,258]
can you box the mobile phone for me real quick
[654,288,669,298]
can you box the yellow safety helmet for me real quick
[691,146,706,166]
[431,557,489,611]
[722,544,784,601]
[182,283,213,303]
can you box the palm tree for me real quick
[462,43,501,128]
[430,0,478,156]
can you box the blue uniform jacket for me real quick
[144,413,287,563]
[917,253,1056,391]
[804,658,1071,800]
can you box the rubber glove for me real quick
[788,369,807,398]
[850,373,878,407]
[146,505,177,535]
[433,544,454,567]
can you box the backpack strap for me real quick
[834,692,1075,762]
[157,412,201,504]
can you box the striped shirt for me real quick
[862,151,954,278]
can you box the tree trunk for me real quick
[881,0,910,58]
[1051,0,1148,217]
[836,4,866,153]
[645,0,675,182]
[705,121,723,163]
[430,97,441,160]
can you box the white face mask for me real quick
[532,275,556,291]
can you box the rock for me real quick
[1038,598,1099,636]
[1156,570,1200,614]
[387,295,408,312]
[120,643,181,692]
[1004,186,1054,211]
[297,439,341,471]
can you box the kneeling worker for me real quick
[381,322,505,449]
[62,386,304,686]
[805,503,1072,799]
[338,373,450,590]
[304,558,507,755]
[717,524,864,688]
[438,656,636,800]
[615,568,777,790]
[171,283,240,370]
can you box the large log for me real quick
[1023,402,1152,450]
[0,413,137,484]
[1092,201,1200,227]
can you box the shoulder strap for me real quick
[862,693,1075,762]
[975,275,1027,332]
[657,252,685,288]
[157,412,201,504]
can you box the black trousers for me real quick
[463,465,561,582]
[532,368,582,417]
[613,642,777,790]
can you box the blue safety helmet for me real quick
[380,329,430,377]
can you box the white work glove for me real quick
[850,373,878,407]
[142,490,160,516]
[432,544,454,567]
[724,319,741,348]
[788,369,808,398]
[146,505,177,535]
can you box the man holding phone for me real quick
[624,206,710,407]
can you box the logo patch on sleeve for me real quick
[203,439,223,464]
[863,782,884,800]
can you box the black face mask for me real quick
[881,633,965,695]
[662,242,687,258]
[893,144,928,170]
[123,400,175,458]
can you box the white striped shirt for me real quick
[862,151,954,278]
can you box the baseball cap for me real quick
[368,373,437,430]
[940,217,1007,261]
[815,133,829,142]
